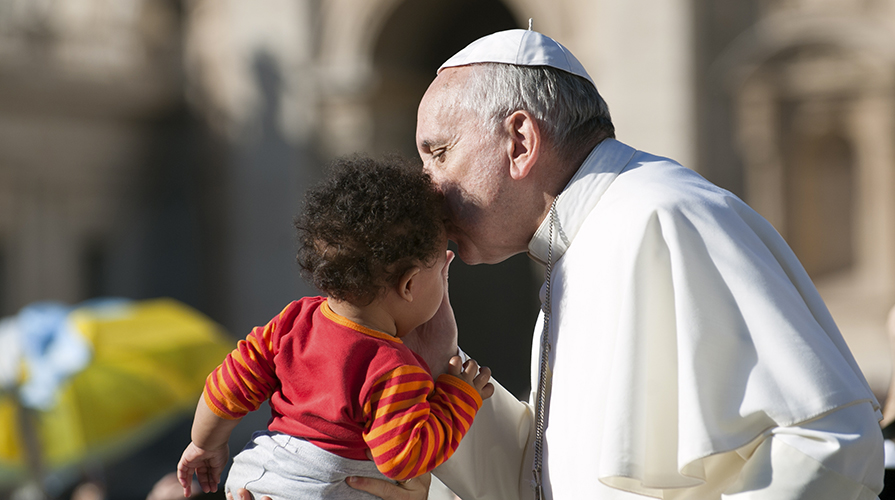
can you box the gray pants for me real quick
[225,431,393,500]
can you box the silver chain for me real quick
[532,199,557,500]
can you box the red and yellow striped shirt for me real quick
[203,296,482,480]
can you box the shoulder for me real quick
[616,153,728,208]
[597,152,754,233]
[573,152,763,259]
[257,296,326,347]
[269,296,326,328]
[364,340,427,374]
[357,342,431,399]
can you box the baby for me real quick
[177,155,492,499]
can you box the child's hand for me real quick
[177,441,230,497]
[447,355,494,400]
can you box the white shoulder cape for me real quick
[528,139,880,497]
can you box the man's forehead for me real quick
[420,74,467,119]
[415,101,450,147]
[425,67,467,99]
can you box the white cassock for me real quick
[434,138,884,499]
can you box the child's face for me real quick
[404,234,449,334]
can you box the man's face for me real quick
[416,68,519,265]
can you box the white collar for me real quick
[527,138,636,265]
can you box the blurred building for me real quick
[1,0,895,495]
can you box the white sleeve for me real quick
[721,402,884,499]
[433,375,536,500]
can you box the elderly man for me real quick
[230,29,884,500]
[349,29,885,500]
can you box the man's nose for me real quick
[423,167,444,190]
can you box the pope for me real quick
[242,28,886,500]
[360,28,884,500]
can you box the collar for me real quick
[527,138,637,265]
[320,300,403,344]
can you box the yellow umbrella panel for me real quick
[0,298,233,486]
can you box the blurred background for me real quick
[1,0,894,498]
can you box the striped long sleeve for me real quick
[200,297,485,476]
[362,365,483,480]
[203,306,284,419]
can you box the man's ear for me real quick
[505,110,541,180]
[396,266,420,303]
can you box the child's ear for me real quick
[397,267,421,303]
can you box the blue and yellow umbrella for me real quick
[0,298,232,489]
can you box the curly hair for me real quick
[295,155,445,305]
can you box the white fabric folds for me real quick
[527,138,881,498]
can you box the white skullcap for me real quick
[438,29,595,86]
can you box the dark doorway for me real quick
[372,1,538,398]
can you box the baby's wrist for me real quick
[436,373,484,408]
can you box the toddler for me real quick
[176,155,492,500]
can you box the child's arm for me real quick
[362,355,492,481]
[177,398,242,497]
[176,303,295,496]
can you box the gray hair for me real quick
[457,63,615,159]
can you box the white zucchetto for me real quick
[438,29,595,86]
